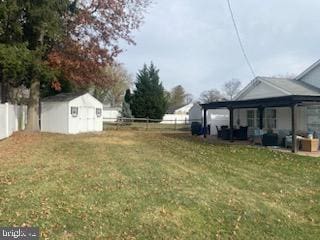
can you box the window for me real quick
[264,109,277,129]
[307,106,320,131]
[96,108,102,118]
[247,110,255,127]
[246,109,276,129]
[71,107,78,117]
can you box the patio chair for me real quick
[237,126,248,140]
[221,128,231,140]
[252,128,264,145]
[285,135,303,149]
[278,129,291,146]
[262,133,278,146]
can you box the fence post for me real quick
[174,118,177,131]
[116,117,120,130]
[146,117,149,130]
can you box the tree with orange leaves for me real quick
[48,0,150,88]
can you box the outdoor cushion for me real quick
[221,128,231,140]
[262,133,278,146]
[285,135,303,149]
[278,129,291,146]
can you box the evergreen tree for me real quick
[121,89,133,118]
[121,102,133,119]
[131,63,167,119]
[0,1,29,103]
[0,44,32,103]
[124,89,132,104]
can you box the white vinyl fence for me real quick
[0,103,27,140]
[161,114,189,124]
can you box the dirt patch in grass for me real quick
[76,131,138,146]
[81,136,136,146]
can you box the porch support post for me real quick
[258,106,265,130]
[229,107,234,142]
[203,108,207,138]
[291,104,297,153]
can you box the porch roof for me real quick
[201,95,320,110]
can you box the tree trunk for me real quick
[0,66,8,104]
[26,78,40,131]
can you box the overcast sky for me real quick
[117,0,320,99]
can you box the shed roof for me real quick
[41,92,87,102]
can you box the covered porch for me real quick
[202,95,320,153]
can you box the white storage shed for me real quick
[41,92,103,134]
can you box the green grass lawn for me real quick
[0,131,319,239]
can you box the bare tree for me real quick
[167,85,193,112]
[199,89,225,103]
[92,64,132,107]
[223,79,242,100]
[185,93,193,104]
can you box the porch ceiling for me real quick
[201,95,320,110]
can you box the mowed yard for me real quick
[0,130,319,239]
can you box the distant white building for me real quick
[161,103,193,124]
[161,103,229,130]
[174,103,194,115]
[189,103,229,135]
[189,104,202,122]
[103,106,121,122]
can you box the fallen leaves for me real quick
[0,130,319,239]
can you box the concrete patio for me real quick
[203,135,320,158]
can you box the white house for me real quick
[232,60,320,134]
[202,59,320,144]
[41,92,103,134]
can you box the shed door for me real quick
[87,107,95,131]
[79,106,95,132]
[79,107,87,132]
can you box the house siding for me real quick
[235,107,307,132]
[299,64,320,89]
[41,102,69,134]
[237,81,286,100]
